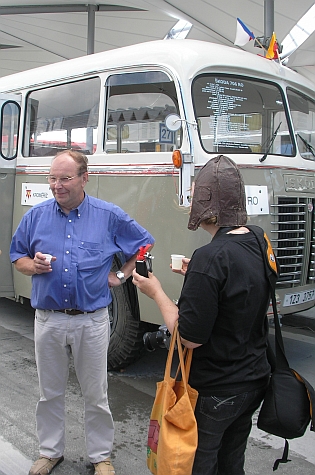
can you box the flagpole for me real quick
[254,37,268,55]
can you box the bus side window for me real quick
[23,78,100,157]
[287,88,315,161]
[0,101,20,160]
[104,71,181,154]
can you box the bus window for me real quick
[0,101,20,160]
[192,75,294,156]
[104,71,181,154]
[287,88,315,161]
[23,78,100,157]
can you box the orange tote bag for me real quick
[147,322,198,475]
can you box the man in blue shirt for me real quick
[10,150,154,475]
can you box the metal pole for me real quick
[87,4,96,55]
[264,0,274,39]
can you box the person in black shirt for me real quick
[133,155,274,475]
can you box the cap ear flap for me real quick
[197,187,211,202]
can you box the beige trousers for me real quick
[34,308,114,463]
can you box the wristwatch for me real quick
[116,270,126,284]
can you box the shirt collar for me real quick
[55,193,88,217]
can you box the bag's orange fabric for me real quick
[147,322,198,475]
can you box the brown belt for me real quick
[56,309,96,315]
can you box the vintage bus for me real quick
[1,39,315,369]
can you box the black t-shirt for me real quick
[178,227,271,396]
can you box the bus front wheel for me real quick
[107,258,145,371]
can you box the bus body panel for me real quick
[0,167,15,297]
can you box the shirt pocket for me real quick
[77,241,103,271]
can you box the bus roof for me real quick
[0,39,314,95]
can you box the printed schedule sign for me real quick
[205,78,246,115]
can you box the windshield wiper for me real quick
[260,122,282,162]
[296,133,315,158]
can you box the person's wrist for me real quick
[116,270,126,284]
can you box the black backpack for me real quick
[249,225,315,471]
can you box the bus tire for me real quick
[107,257,144,371]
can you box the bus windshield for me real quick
[192,75,294,156]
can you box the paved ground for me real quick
[0,297,315,475]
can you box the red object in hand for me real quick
[137,244,152,261]
[136,245,153,277]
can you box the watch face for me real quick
[116,271,125,282]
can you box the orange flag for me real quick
[266,32,279,60]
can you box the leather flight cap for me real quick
[188,155,247,230]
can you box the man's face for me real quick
[49,153,87,212]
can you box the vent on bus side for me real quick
[270,197,309,287]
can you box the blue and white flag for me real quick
[234,18,255,46]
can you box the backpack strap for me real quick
[263,231,278,277]
[273,440,290,471]
[247,225,289,370]
[246,225,278,285]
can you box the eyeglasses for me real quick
[47,173,83,185]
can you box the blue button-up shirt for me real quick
[10,194,154,311]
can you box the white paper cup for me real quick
[43,253,52,263]
[171,254,185,270]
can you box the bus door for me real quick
[0,93,21,297]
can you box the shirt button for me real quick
[69,219,72,222]
[65,269,68,272]
[64,284,67,287]
[67,235,71,238]
[66,251,69,254]
[65,299,68,303]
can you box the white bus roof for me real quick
[0,39,314,96]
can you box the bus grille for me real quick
[270,197,315,287]
[308,208,315,284]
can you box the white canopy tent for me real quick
[0,0,315,82]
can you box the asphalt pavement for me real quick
[0,297,315,475]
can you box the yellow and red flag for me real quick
[266,32,279,60]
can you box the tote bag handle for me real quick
[164,321,193,389]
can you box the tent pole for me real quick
[264,0,274,39]
[87,4,96,55]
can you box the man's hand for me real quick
[108,271,121,287]
[14,253,56,276]
[33,252,56,274]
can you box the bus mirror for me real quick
[165,113,182,132]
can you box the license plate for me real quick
[283,289,315,307]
